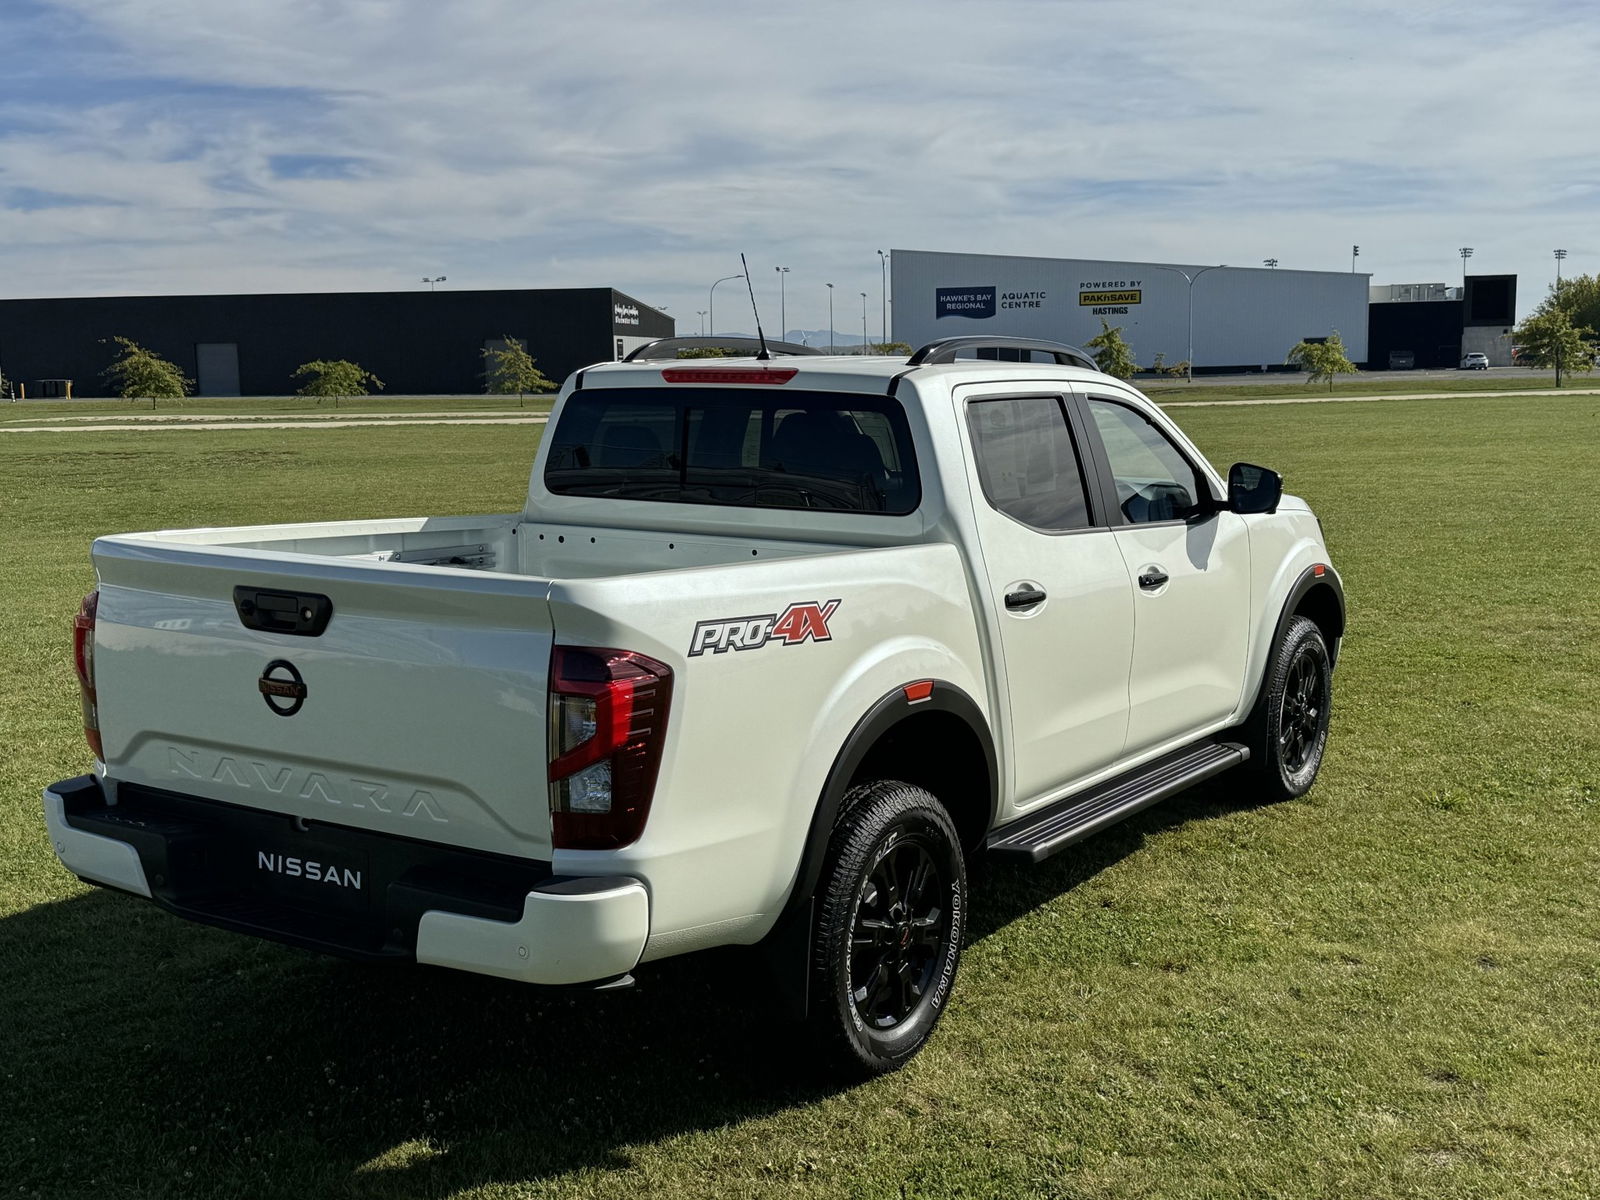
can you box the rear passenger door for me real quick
[957,388,1134,804]
[1075,391,1251,755]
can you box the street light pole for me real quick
[1149,263,1226,381]
[775,267,790,340]
[1555,248,1568,387]
[708,273,744,337]
[422,276,446,291]
[1351,245,1360,273]
[1264,258,1278,269]
[697,310,707,335]
[860,292,868,352]
[1458,247,1473,291]
[826,283,834,353]
[877,250,888,345]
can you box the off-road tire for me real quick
[809,780,966,1075]
[1245,615,1332,802]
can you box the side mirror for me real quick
[1228,462,1283,515]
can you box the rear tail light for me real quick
[548,646,672,850]
[72,590,103,760]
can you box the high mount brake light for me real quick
[659,367,798,385]
[548,646,673,851]
[72,590,102,760]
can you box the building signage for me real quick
[936,286,996,319]
[613,303,640,326]
[1000,290,1046,310]
[1078,280,1142,315]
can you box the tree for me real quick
[481,336,553,406]
[101,336,192,409]
[1512,307,1595,386]
[870,342,913,355]
[293,360,383,406]
[1285,330,1359,392]
[1148,352,1190,379]
[676,347,742,358]
[1085,318,1136,379]
[1534,271,1600,338]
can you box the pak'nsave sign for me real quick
[936,286,996,319]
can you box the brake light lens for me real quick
[548,646,672,850]
[72,590,103,760]
[660,367,798,385]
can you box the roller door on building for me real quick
[195,343,241,396]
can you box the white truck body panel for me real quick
[47,346,1341,998]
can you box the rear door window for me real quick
[545,387,921,514]
[965,396,1094,532]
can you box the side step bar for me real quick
[986,740,1250,864]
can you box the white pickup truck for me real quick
[45,335,1343,1073]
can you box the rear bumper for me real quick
[42,775,648,987]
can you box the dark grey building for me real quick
[0,287,673,398]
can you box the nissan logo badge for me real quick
[258,659,307,717]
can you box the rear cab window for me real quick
[544,387,921,515]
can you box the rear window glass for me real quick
[544,387,921,514]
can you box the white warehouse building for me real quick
[889,249,1370,372]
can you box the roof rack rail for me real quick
[623,336,823,362]
[906,337,1099,371]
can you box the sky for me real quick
[1,0,1595,333]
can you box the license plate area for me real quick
[244,834,371,915]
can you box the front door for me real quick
[1079,393,1252,754]
[957,389,1134,805]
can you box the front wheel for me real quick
[810,781,966,1075]
[1245,615,1333,802]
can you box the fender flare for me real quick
[777,679,997,926]
[1275,562,1345,663]
[1246,562,1346,722]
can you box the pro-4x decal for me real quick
[689,600,841,657]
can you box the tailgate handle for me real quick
[233,587,333,637]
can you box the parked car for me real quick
[1387,350,1415,370]
[44,334,1343,1073]
[1460,352,1490,370]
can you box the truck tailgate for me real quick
[90,537,555,861]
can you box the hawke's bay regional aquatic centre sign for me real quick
[936,287,1051,319]
[937,287,995,318]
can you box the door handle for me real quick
[1137,570,1169,590]
[1005,587,1047,610]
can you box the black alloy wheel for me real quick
[849,837,951,1030]
[1278,646,1325,774]
[1247,614,1333,802]
[811,780,967,1074]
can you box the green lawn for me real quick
[3,395,1598,1198]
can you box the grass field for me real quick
[3,393,1598,1198]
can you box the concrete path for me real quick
[1,415,549,434]
[1160,387,1600,408]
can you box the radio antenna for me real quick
[740,253,771,360]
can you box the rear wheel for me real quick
[810,780,966,1075]
[1245,615,1332,802]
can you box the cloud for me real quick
[0,0,1594,319]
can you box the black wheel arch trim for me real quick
[777,680,997,926]
[1277,562,1345,658]
[1252,564,1344,717]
